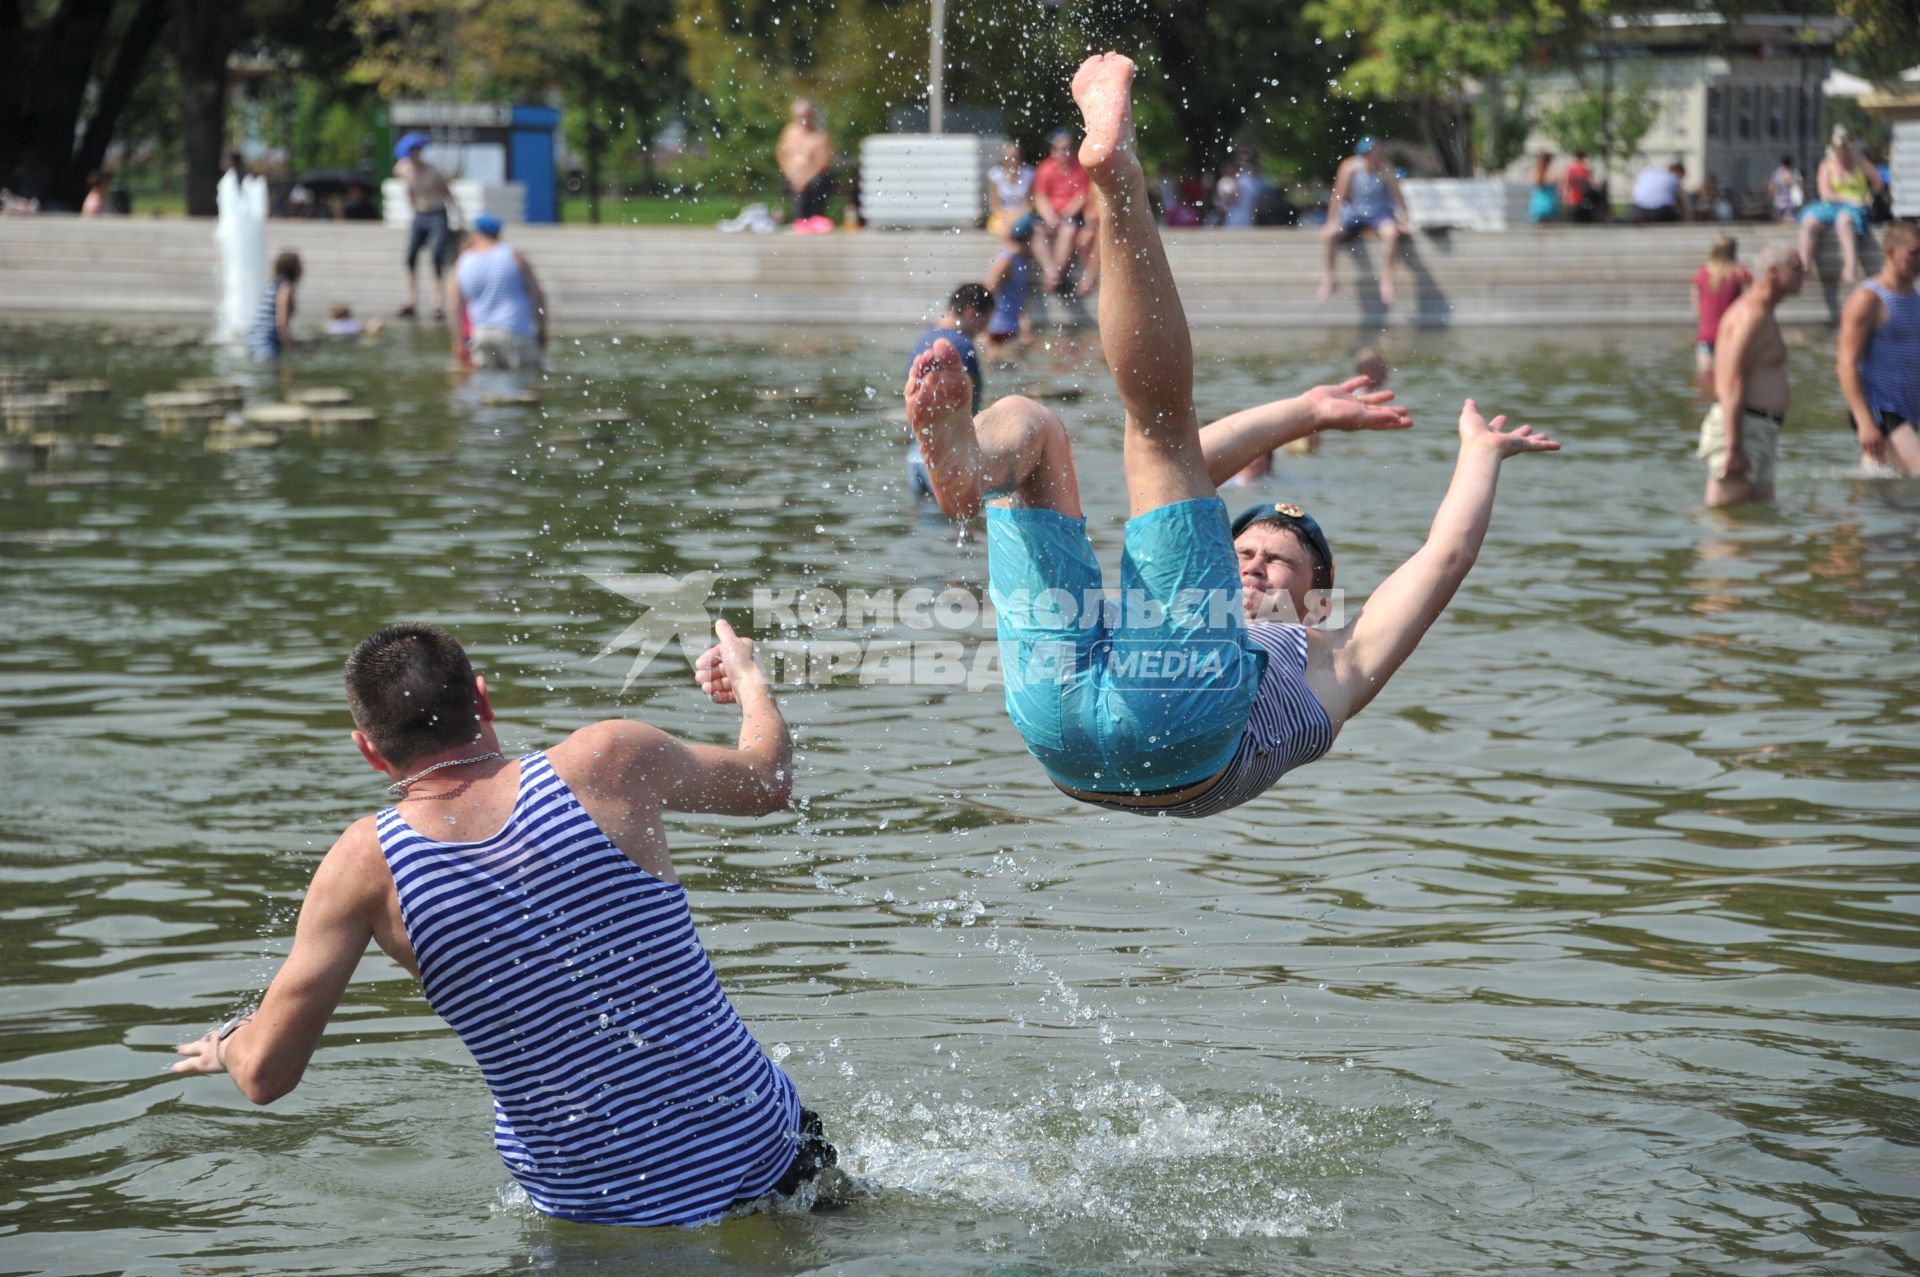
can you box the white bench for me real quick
[1891,120,1919,219]
[859,134,1002,229]
[1398,179,1531,231]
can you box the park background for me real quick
[6,0,1919,227]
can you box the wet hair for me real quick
[344,623,481,767]
[1352,345,1387,385]
[272,251,302,283]
[1882,220,1919,252]
[949,282,993,317]
[329,303,351,319]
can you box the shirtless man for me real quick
[1835,220,1920,475]
[393,134,455,319]
[776,100,834,225]
[170,620,840,1226]
[906,52,1555,816]
[1698,243,1805,508]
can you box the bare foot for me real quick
[1378,274,1396,306]
[904,339,984,520]
[1071,53,1136,176]
[1314,276,1335,303]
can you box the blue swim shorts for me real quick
[986,496,1265,793]
[1800,200,1867,236]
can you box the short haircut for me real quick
[1757,242,1799,274]
[272,251,302,282]
[1883,220,1919,252]
[949,282,993,316]
[344,623,480,767]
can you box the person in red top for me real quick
[1562,149,1597,223]
[1032,127,1099,296]
[1692,233,1751,376]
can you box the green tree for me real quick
[0,0,170,209]
[345,0,598,100]
[1835,0,1920,85]
[566,0,688,217]
[1304,0,1605,175]
[1540,71,1659,187]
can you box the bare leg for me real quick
[1837,216,1861,283]
[905,345,1081,519]
[1378,222,1402,305]
[1073,221,1100,295]
[1705,472,1761,509]
[1072,52,1214,519]
[1887,424,1920,477]
[1316,221,1340,302]
[1797,217,1820,274]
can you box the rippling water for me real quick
[1,320,1915,1276]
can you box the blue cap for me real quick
[1232,501,1335,590]
[1355,136,1375,155]
[472,213,503,237]
[394,131,429,160]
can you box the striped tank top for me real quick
[1077,623,1336,819]
[248,282,288,358]
[375,752,801,1226]
[1860,281,1920,426]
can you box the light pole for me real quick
[929,0,946,135]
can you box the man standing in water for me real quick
[448,214,548,371]
[172,621,840,1225]
[1835,220,1920,475]
[1698,243,1805,508]
[394,134,455,319]
[776,99,834,228]
[907,52,1550,816]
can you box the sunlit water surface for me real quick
[1,319,1915,1276]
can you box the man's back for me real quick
[373,748,801,1225]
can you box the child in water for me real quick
[1692,234,1750,376]
[983,213,1039,358]
[248,252,301,360]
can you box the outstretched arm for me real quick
[1199,376,1412,485]
[1312,400,1559,725]
[173,823,384,1103]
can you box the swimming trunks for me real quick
[1697,403,1782,488]
[987,497,1263,794]
[1055,622,1335,818]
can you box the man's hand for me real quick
[694,618,764,705]
[1854,415,1889,466]
[1305,375,1413,434]
[172,1027,226,1075]
[1458,398,1560,459]
[1722,440,1751,480]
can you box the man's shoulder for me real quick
[550,718,671,771]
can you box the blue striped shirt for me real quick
[248,282,288,358]
[1072,623,1336,818]
[375,752,801,1226]
[1860,281,1920,426]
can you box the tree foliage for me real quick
[345,0,598,100]
[1304,0,1593,174]
[1834,0,1920,85]
[1540,71,1660,179]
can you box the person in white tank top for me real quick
[448,214,548,370]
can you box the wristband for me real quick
[214,1012,254,1071]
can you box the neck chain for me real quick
[388,750,504,798]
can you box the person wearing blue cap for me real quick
[1317,136,1410,306]
[906,52,1559,817]
[449,214,547,370]
[393,133,454,318]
